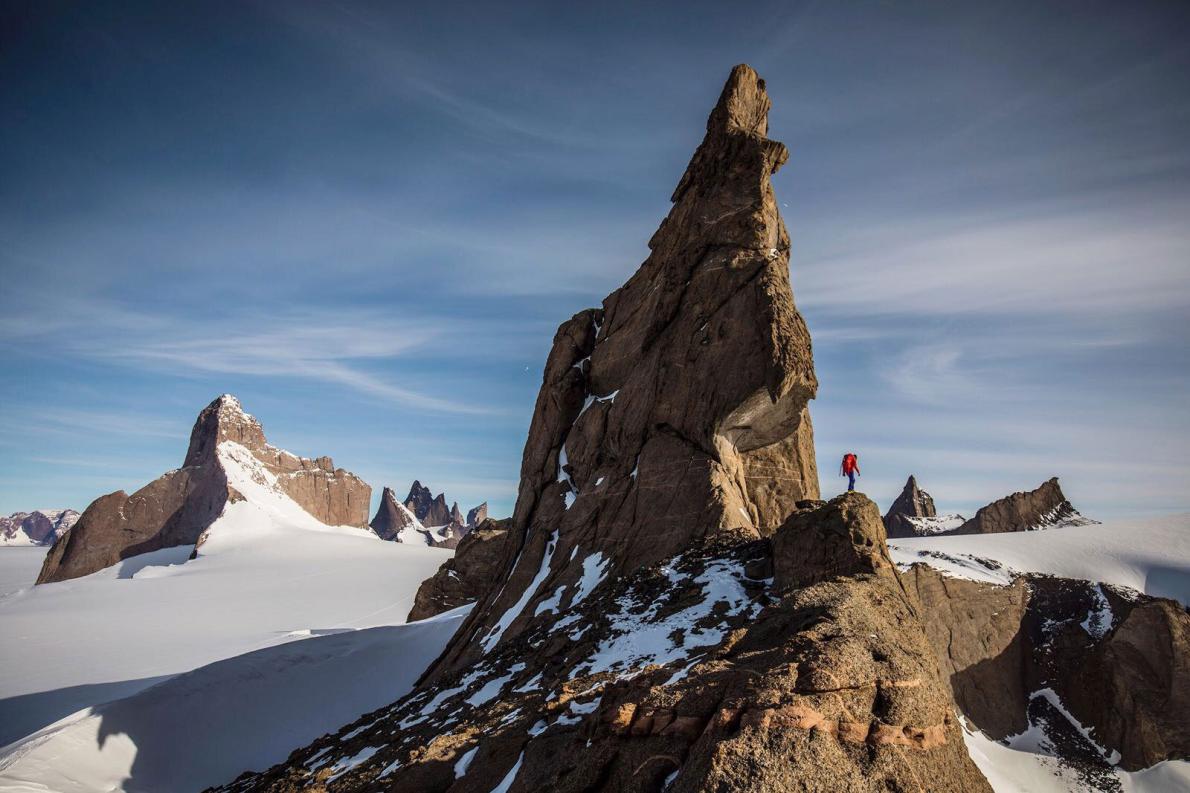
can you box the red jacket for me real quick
[841,453,858,474]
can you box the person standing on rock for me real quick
[840,452,860,491]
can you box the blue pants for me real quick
[847,471,856,491]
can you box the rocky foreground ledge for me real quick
[216,494,989,792]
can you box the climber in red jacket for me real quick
[840,452,860,492]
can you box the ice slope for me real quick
[0,441,452,746]
[963,722,1190,793]
[0,607,469,793]
[888,513,1190,606]
[0,549,44,598]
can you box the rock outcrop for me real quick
[466,502,488,526]
[38,395,370,584]
[952,477,1094,534]
[214,65,990,793]
[905,566,1032,738]
[0,509,79,546]
[906,564,1190,774]
[407,518,512,621]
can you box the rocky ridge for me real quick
[0,509,79,546]
[953,477,1095,535]
[37,395,371,584]
[371,483,489,549]
[214,65,989,793]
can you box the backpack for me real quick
[842,453,857,473]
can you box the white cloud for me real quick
[796,204,1190,319]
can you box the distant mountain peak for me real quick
[371,481,491,549]
[38,395,371,583]
[1,509,80,546]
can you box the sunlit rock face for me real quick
[953,477,1095,535]
[213,65,992,793]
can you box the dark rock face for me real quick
[369,487,420,541]
[905,566,1032,738]
[883,475,938,538]
[38,395,370,584]
[404,481,453,528]
[1071,598,1190,769]
[213,66,990,793]
[906,565,1190,772]
[953,477,1094,534]
[0,509,79,545]
[426,60,820,682]
[407,518,512,621]
[38,465,229,584]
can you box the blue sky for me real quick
[2,1,1188,521]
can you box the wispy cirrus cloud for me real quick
[1,296,501,415]
[797,203,1190,319]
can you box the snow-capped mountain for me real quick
[952,477,1097,535]
[37,394,372,584]
[0,509,79,546]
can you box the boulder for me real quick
[407,518,512,621]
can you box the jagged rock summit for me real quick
[370,482,489,548]
[404,480,453,528]
[883,475,964,538]
[218,65,989,793]
[369,486,424,542]
[953,476,1095,535]
[38,395,371,584]
[883,474,935,537]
